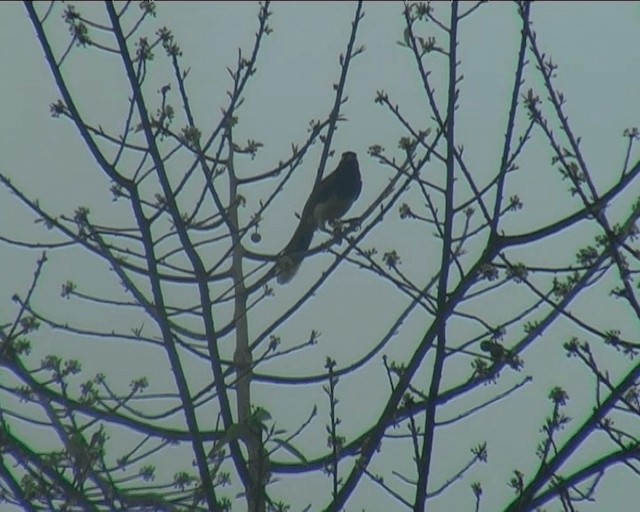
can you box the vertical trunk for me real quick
[228,147,267,512]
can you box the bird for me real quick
[276,151,362,284]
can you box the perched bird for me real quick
[277,151,362,284]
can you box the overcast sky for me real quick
[1,2,639,510]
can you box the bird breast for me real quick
[312,193,352,227]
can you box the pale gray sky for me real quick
[1,2,639,511]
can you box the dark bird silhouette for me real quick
[277,151,362,284]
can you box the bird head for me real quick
[342,151,358,163]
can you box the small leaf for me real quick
[271,438,307,463]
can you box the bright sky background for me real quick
[1,2,639,511]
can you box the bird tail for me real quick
[276,218,315,284]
